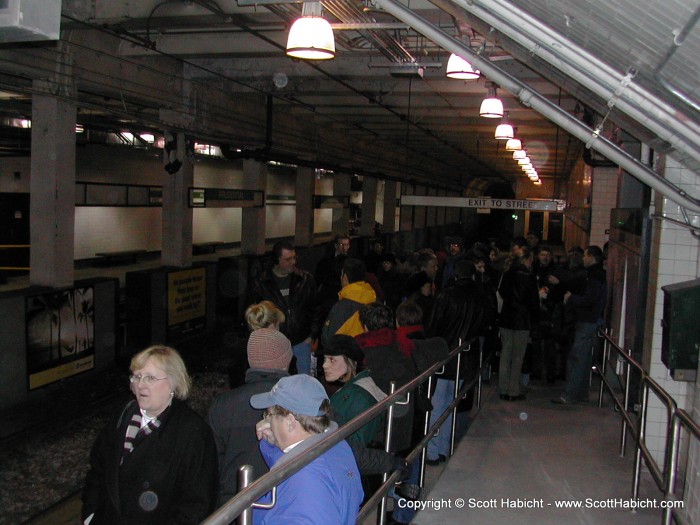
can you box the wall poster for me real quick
[167,267,206,340]
[26,286,95,390]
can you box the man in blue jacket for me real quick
[250,375,363,524]
[553,245,607,405]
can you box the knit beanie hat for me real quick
[320,334,365,363]
[247,328,293,370]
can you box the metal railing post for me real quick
[476,341,483,408]
[377,381,398,525]
[419,374,434,488]
[632,383,649,500]
[237,465,254,525]
[663,415,682,525]
[597,330,608,408]
[620,349,632,457]
[450,343,463,457]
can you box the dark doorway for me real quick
[529,212,544,239]
[0,192,30,281]
[548,212,564,244]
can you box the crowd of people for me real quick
[81,232,606,525]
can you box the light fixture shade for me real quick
[505,138,522,151]
[517,156,531,165]
[533,180,542,185]
[445,53,480,80]
[287,16,335,60]
[494,123,514,140]
[479,97,503,118]
[512,149,527,160]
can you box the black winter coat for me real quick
[82,399,218,525]
[498,262,539,331]
[247,268,321,345]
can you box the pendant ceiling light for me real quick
[512,149,527,160]
[494,112,513,140]
[494,122,514,140]
[505,138,522,151]
[517,156,531,166]
[287,2,335,60]
[479,82,504,118]
[445,53,480,80]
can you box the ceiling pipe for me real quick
[374,0,700,213]
[452,0,700,165]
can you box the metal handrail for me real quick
[201,339,479,525]
[595,329,678,500]
[663,409,700,525]
[360,340,489,524]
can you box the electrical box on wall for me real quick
[0,0,61,43]
[661,278,700,381]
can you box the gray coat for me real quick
[207,368,289,506]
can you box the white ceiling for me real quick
[0,0,698,196]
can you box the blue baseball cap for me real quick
[250,375,328,416]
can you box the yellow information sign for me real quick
[29,355,95,390]
[168,268,206,327]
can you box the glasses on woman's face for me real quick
[129,374,167,385]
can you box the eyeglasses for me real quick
[129,374,168,385]
[263,409,279,420]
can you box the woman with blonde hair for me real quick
[82,345,218,525]
[245,300,285,331]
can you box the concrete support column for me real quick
[295,166,315,247]
[399,183,414,232]
[426,186,437,227]
[436,189,447,226]
[398,183,415,253]
[360,176,378,237]
[413,185,427,228]
[30,81,76,288]
[161,132,193,268]
[241,159,267,255]
[382,180,398,234]
[332,173,351,236]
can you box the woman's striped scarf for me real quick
[122,411,161,463]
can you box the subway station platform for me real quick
[414,381,663,525]
[4,369,666,525]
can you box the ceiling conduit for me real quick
[374,0,700,213]
[452,0,700,166]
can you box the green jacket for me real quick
[330,370,385,448]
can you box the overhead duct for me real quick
[390,64,424,78]
[0,0,61,43]
[374,0,700,213]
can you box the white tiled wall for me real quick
[643,155,700,511]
